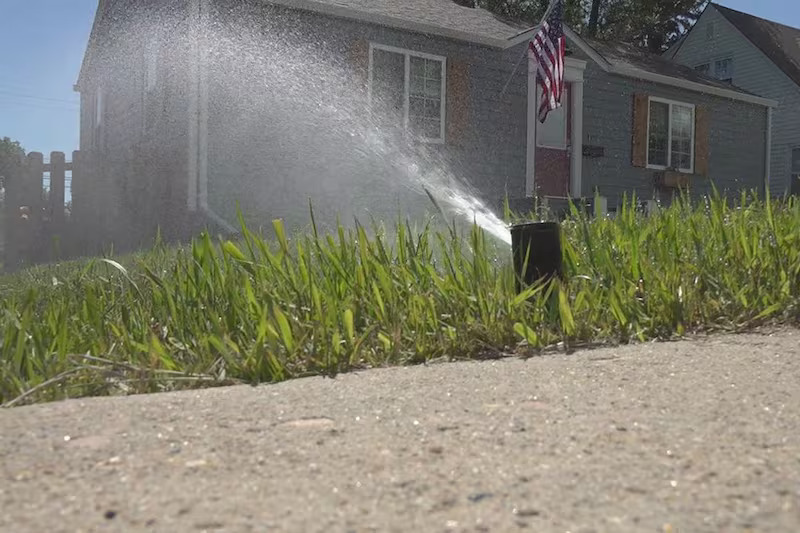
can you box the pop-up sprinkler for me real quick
[510,221,563,293]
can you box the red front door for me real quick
[535,83,571,197]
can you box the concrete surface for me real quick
[1,329,799,533]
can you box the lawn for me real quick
[1,191,798,406]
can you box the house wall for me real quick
[576,57,768,208]
[76,0,196,247]
[203,0,529,230]
[669,6,800,197]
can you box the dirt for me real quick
[2,329,800,533]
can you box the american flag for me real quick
[529,0,566,123]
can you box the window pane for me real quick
[714,58,732,81]
[791,148,800,173]
[424,78,441,98]
[371,49,405,124]
[648,101,669,167]
[425,59,442,79]
[671,104,693,170]
[695,63,710,75]
[536,85,568,148]
[410,116,441,139]
[410,56,425,77]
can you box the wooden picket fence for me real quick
[0,150,117,272]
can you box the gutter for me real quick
[188,0,238,236]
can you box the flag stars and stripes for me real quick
[529,0,566,123]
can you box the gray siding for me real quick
[205,0,528,229]
[669,6,800,197]
[77,0,195,245]
[578,58,768,207]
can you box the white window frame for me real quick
[367,43,447,144]
[646,96,695,174]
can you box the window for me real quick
[369,44,446,143]
[694,59,732,82]
[536,85,568,149]
[791,148,800,196]
[714,58,733,82]
[706,21,716,40]
[647,97,695,173]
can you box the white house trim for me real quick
[645,96,696,174]
[526,55,586,198]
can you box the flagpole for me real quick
[509,0,560,41]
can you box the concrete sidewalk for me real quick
[2,329,799,533]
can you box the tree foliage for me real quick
[479,0,709,51]
[589,0,708,51]
[0,137,25,190]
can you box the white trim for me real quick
[526,53,587,198]
[525,44,537,197]
[645,96,696,174]
[564,56,587,81]
[570,80,584,198]
[368,43,447,144]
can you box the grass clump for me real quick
[1,191,799,406]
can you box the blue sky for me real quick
[0,0,799,156]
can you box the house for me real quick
[75,0,776,246]
[666,3,800,198]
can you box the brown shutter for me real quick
[694,105,709,176]
[632,93,649,167]
[348,39,369,89]
[446,59,470,145]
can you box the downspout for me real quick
[187,0,199,212]
[765,106,772,198]
[191,0,237,234]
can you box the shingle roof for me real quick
[584,37,762,96]
[712,3,800,88]
[270,0,530,45]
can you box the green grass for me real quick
[1,191,799,406]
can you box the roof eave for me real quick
[267,0,513,49]
[562,26,776,107]
[614,67,778,107]
[75,0,107,91]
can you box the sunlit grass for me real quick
[1,191,799,406]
